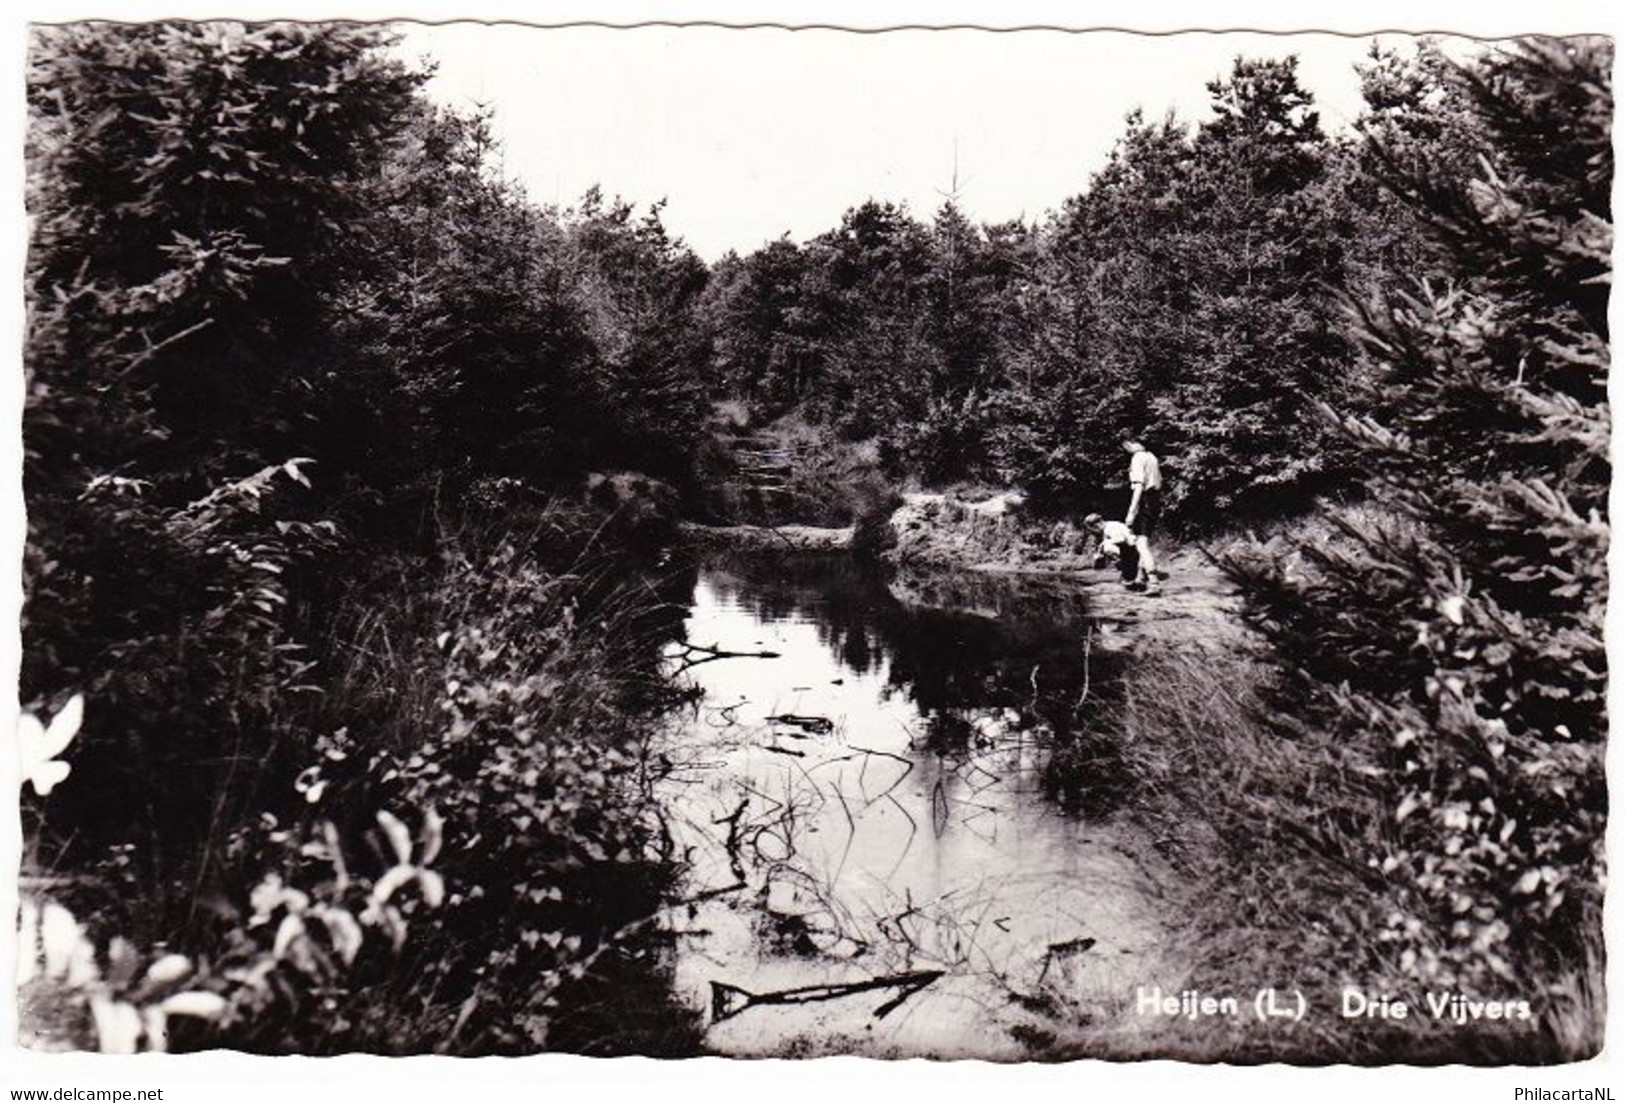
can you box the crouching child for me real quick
[1086,513,1140,586]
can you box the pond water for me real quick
[656,552,1170,1059]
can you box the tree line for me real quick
[698,50,1509,521]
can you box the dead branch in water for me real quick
[711,698,747,727]
[1048,935,1097,956]
[709,969,946,1023]
[672,641,782,673]
[1073,625,1094,715]
[1036,935,1097,985]
[840,744,914,805]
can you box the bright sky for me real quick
[393,25,1494,260]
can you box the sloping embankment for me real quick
[885,491,1089,571]
[677,519,852,551]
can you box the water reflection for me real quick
[688,553,1110,754]
[655,551,1166,1058]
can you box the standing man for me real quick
[1123,439,1162,596]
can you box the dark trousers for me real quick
[1118,542,1141,582]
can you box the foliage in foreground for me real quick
[21,500,702,1055]
[1044,637,1578,1063]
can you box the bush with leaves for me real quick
[17,693,450,1055]
[19,807,448,1055]
[256,506,701,1053]
[22,22,423,910]
[21,497,703,1055]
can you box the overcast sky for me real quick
[395,25,1479,259]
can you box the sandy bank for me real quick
[887,491,1251,653]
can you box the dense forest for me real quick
[17,24,1609,1061]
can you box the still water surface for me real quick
[656,553,1168,1058]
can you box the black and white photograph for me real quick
[6,1,1615,1083]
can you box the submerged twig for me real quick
[713,797,750,880]
[766,713,835,735]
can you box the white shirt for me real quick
[1129,450,1162,490]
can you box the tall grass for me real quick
[1042,631,1597,1063]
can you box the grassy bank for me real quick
[1034,516,1603,1064]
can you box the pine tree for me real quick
[989,110,1192,510]
[1167,57,1349,516]
[1224,38,1610,1050]
[22,21,424,905]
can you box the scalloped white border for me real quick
[2,3,1619,1101]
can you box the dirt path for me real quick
[1057,547,1248,654]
